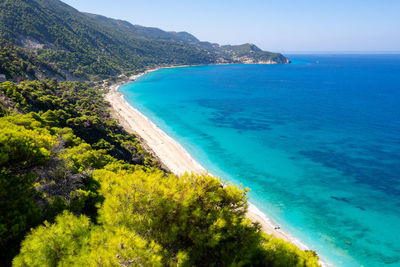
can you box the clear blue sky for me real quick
[62,0,400,53]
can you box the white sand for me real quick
[105,69,206,175]
[105,68,327,265]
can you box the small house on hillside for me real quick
[0,74,6,82]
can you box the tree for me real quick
[13,211,91,267]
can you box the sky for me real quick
[62,0,400,53]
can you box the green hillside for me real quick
[0,0,289,80]
[220,43,290,63]
[0,38,64,81]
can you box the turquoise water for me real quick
[119,55,400,266]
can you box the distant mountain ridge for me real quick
[0,0,289,80]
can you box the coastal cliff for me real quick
[220,43,290,64]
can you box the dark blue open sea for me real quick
[119,55,400,266]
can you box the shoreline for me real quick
[105,66,327,266]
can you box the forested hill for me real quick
[0,38,64,81]
[0,0,289,80]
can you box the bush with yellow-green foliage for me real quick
[60,143,115,173]
[0,113,104,262]
[0,116,56,166]
[13,212,92,267]
[96,169,261,265]
[0,113,58,256]
[94,169,320,266]
[13,211,165,267]
[0,80,155,166]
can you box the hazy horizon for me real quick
[61,0,400,53]
[283,51,400,54]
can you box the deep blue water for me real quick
[119,55,400,266]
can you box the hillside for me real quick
[0,37,64,81]
[0,0,289,80]
[220,43,289,64]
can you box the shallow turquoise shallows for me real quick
[119,55,400,267]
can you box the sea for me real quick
[119,55,400,266]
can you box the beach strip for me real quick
[105,68,313,253]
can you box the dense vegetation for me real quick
[0,79,157,263]
[0,0,289,80]
[0,38,63,81]
[220,43,290,63]
[0,78,319,266]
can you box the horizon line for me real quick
[280,51,400,55]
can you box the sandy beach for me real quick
[105,68,312,252]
